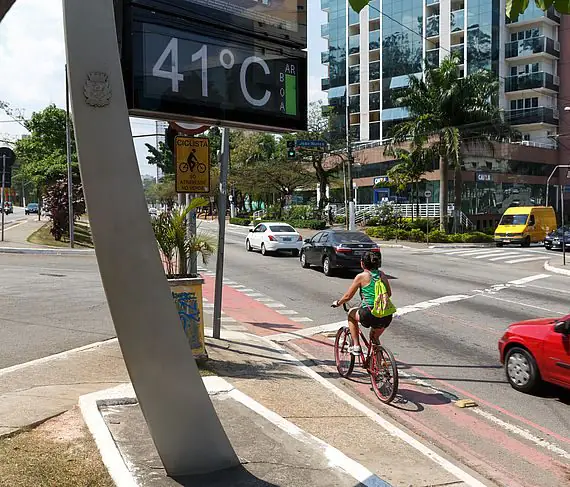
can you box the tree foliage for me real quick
[42,179,86,241]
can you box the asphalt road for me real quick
[0,254,113,368]
[2,205,28,227]
[199,219,570,487]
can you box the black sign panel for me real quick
[2,167,12,188]
[129,0,307,48]
[0,147,15,167]
[121,5,307,132]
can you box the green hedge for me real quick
[249,217,327,230]
[366,226,493,243]
[230,217,251,226]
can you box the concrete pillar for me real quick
[62,0,238,476]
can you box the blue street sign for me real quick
[295,140,327,149]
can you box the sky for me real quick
[0,0,327,177]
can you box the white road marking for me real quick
[264,302,286,308]
[244,292,265,298]
[487,253,524,261]
[237,288,256,293]
[270,322,344,342]
[504,256,549,264]
[259,336,488,487]
[445,249,501,256]
[4,220,27,231]
[526,284,570,295]
[480,294,565,314]
[290,317,313,323]
[276,309,298,315]
[508,274,551,285]
[255,297,276,303]
[472,251,512,259]
[398,371,570,461]
[229,284,246,289]
[472,409,570,460]
[225,383,391,487]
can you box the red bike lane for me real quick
[201,275,570,487]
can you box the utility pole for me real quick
[1,154,5,242]
[65,64,74,248]
[213,127,230,339]
[345,94,355,231]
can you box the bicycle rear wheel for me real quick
[334,327,355,378]
[369,345,398,403]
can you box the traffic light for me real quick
[286,140,296,160]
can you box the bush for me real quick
[366,216,380,227]
[286,205,314,221]
[408,228,426,242]
[447,233,464,243]
[462,231,493,243]
[230,217,251,226]
[428,230,450,243]
[334,215,346,225]
[287,219,326,230]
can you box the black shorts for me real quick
[359,307,393,329]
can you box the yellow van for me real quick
[494,206,557,247]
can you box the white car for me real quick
[245,222,303,256]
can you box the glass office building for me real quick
[320,0,568,225]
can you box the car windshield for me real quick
[28,204,38,208]
[332,232,372,243]
[500,214,528,226]
[269,225,296,233]
[554,226,570,236]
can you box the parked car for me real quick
[25,202,39,215]
[499,314,570,393]
[494,206,557,247]
[300,230,381,276]
[544,226,570,250]
[2,201,13,214]
[245,222,303,256]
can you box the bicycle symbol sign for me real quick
[175,136,210,194]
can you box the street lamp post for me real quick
[545,165,570,209]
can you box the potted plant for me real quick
[152,198,215,362]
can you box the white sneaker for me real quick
[349,345,362,356]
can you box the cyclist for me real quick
[331,251,393,355]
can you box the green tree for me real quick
[145,141,173,175]
[389,55,512,231]
[13,104,78,189]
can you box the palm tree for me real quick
[385,146,437,220]
[390,54,515,231]
[152,198,216,277]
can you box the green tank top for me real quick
[360,270,380,308]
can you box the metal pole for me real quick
[562,184,566,266]
[342,157,348,230]
[187,193,197,276]
[213,127,230,339]
[65,64,74,248]
[1,154,5,242]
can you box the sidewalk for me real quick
[544,253,570,276]
[1,310,490,486]
[0,217,47,248]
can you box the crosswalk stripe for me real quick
[504,256,550,264]
[472,251,509,259]
[440,248,490,255]
[487,253,524,261]
[445,249,501,256]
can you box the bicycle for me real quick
[179,162,189,173]
[333,302,399,404]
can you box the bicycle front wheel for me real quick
[334,327,355,378]
[369,345,398,403]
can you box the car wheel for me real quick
[505,347,541,393]
[245,239,252,252]
[300,251,310,268]
[261,244,269,256]
[292,249,299,257]
[323,257,333,276]
[495,242,504,248]
[521,237,531,248]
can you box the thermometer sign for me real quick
[123,11,307,131]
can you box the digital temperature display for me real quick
[122,8,307,131]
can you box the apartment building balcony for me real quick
[426,15,440,38]
[321,78,330,91]
[450,9,464,32]
[451,43,464,63]
[505,106,559,126]
[504,72,559,94]
[349,66,360,85]
[321,51,330,64]
[505,36,560,60]
[369,92,380,111]
[426,48,439,68]
[507,6,560,27]
[348,34,360,55]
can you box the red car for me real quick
[499,315,570,393]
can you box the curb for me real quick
[0,246,95,255]
[544,260,570,277]
[428,244,494,249]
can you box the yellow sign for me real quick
[175,136,210,193]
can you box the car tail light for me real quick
[370,246,381,253]
[334,246,351,253]
[297,235,303,241]
[268,235,277,241]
